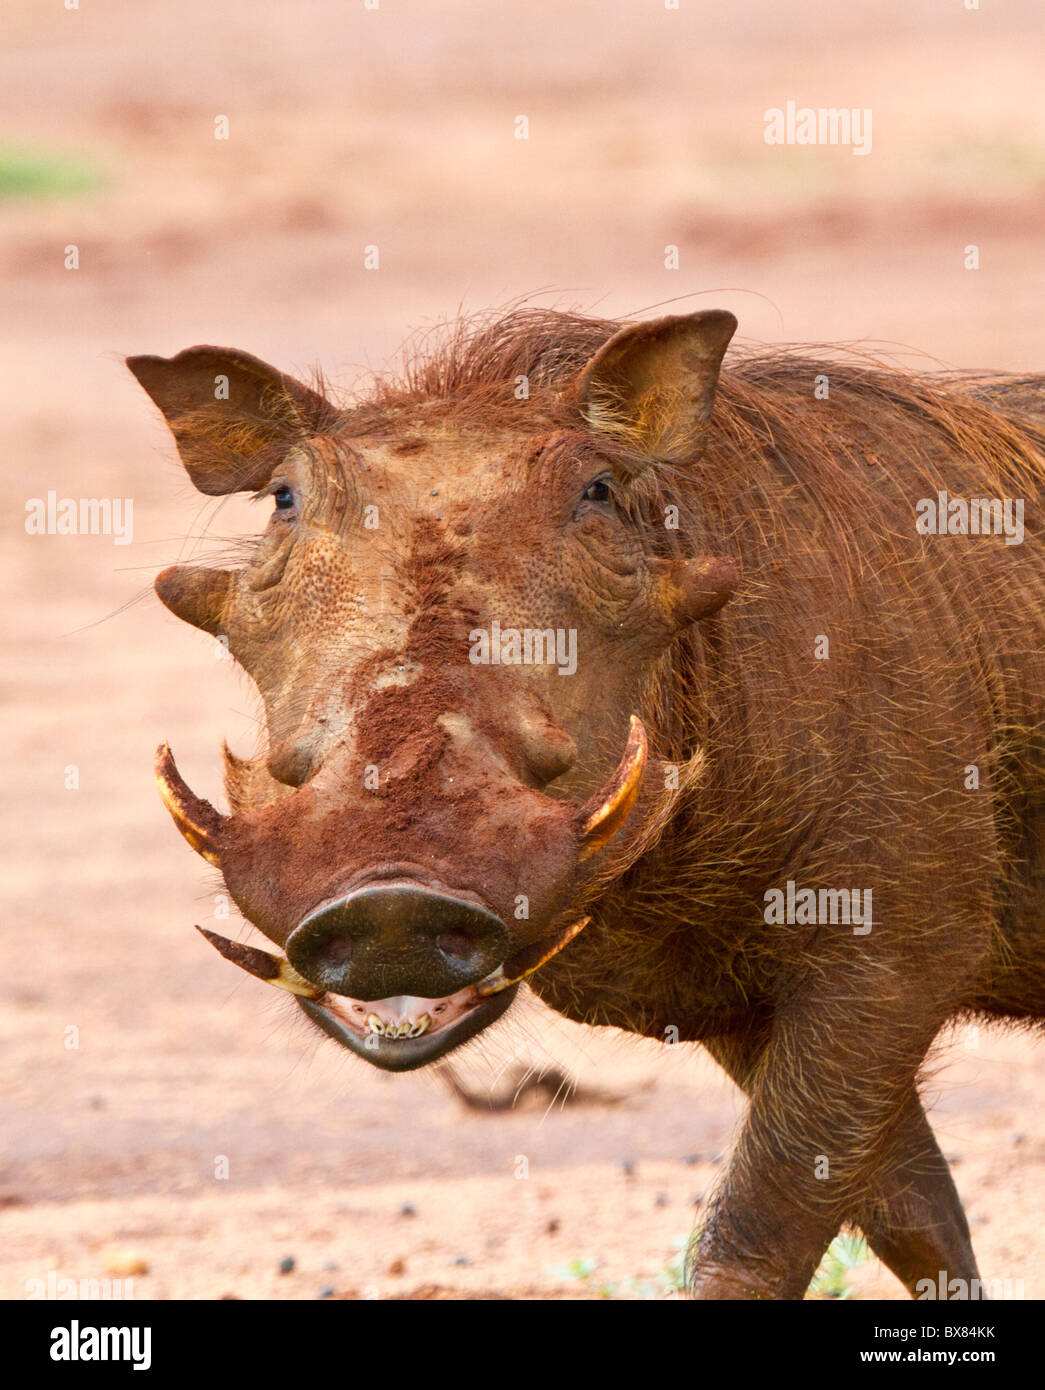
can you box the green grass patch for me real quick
[0,145,106,201]
[546,1236,689,1300]
[546,1230,870,1299]
[807,1234,870,1299]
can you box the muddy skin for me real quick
[133,307,1045,1300]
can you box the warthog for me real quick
[131,308,1044,1299]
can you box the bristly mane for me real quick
[350,303,1040,436]
[342,307,1045,526]
[370,307,623,403]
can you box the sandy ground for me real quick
[2,0,1043,1300]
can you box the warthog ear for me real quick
[126,346,337,494]
[572,311,737,460]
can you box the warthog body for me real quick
[132,309,1045,1299]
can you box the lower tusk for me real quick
[477,916,591,996]
[577,714,648,860]
[155,743,226,866]
[195,926,322,999]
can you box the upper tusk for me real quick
[577,714,648,860]
[155,743,227,866]
[195,926,322,999]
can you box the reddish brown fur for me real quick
[133,308,1045,1300]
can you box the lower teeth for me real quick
[366,1012,432,1039]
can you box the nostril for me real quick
[436,928,479,961]
[322,936,353,965]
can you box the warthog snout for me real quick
[286,882,511,1000]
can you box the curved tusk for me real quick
[476,916,591,996]
[577,714,648,860]
[155,743,227,866]
[196,927,322,999]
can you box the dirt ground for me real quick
[2,0,1043,1301]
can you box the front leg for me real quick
[702,1027,981,1298]
[691,987,955,1299]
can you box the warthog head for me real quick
[132,310,739,1069]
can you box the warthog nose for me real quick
[285,884,511,1000]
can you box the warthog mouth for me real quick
[161,716,649,1069]
[296,983,519,1071]
[196,914,591,1071]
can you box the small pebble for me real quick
[452,1255,471,1266]
[399,1203,417,1218]
[102,1249,148,1278]
[545,1218,560,1235]
[318,1286,335,1299]
[279,1256,295,1275]
[621,1158,636,1177]
[683,1153,701,1166]
[654,1193,668,1208]
[387,1257,406,1276]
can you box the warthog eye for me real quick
[579,475,614,507]
[273,485,296,511]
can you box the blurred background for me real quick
[2,0,1043,1299]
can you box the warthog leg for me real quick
[848,1091,980,1298]
[700,1023,980,1299]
